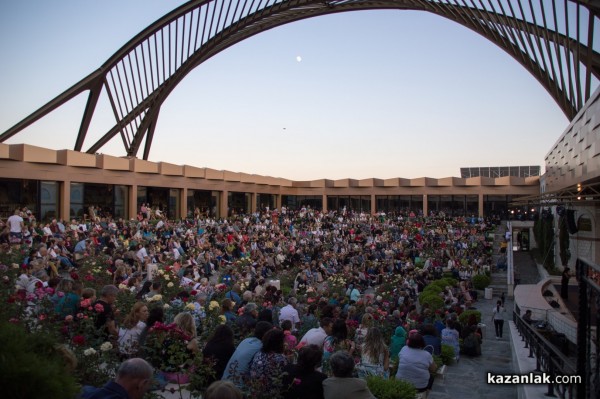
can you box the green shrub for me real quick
[366,375,416,399]
[472,274,491,290]
[458,309,482,325]
[440,344,455,365]
[418,293,444,310]
[432,354,443,369]
[0,322,80,399]
[438,277,458,287]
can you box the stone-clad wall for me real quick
[545,86,600,191]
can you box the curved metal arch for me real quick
[1,0,599,159]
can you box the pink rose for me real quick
[94,303,105,313]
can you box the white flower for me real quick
[167,282,174,288]
[158,269,165,275]
[209,301,220,311]
[12,263,19,269]
[164,275,170,281]
[163,304,171,309]
[118,284,128,290]
[100,342,113,352]
[148,294,163,302]
[83,348,97,356]
[185,303,196,311]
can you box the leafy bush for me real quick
[0,322,80,399]
[366,375,416,399]
[472,274,491,290]
[418,292,444,310]
[440,344,455,365]
[458,309,482,325]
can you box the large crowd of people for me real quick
[1,205,497,398]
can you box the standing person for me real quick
[7,208,24,244]
[492,299,506,339]
[561,267,571,300]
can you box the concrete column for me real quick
[129,184,138,220]
[181,187,188,219]
[220,190,228,218]
[251,192,257,213]
[60,180,70,221]
[322,194,327,212]
[478,193,484,217]
[371,194,376,215]
[422,194,428,216]
[276,194,282,211]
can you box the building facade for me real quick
[0,143,539,222]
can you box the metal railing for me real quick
[575,258,600,399]
[513,310,578,398]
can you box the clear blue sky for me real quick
[0,0,570,180]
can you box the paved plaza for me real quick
[428,296,517,399]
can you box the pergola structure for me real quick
[1,0,600,159]
[510,179,600,206]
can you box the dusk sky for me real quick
[0,0,571,180]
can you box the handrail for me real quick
[513,310,578,398]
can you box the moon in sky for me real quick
[296,56,302,62]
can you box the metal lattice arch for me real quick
[2,0,600,159]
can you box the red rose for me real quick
[35,281,43,289]
[70,272,79,280]
[72,335,85,345]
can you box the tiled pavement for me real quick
[428,296,517,399]
[430,250,542,399]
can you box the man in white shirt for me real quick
[279,297,301,330]
[298,317,333,348]
[7,209,24,241]
[136,244,148,263]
